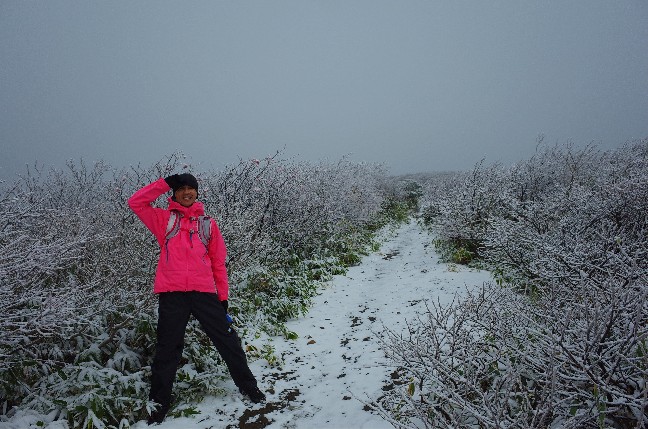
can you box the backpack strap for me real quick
[165,210,182,241]
[164,211,183,262]
[197,216,212,248]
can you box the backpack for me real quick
[165,210,212,248]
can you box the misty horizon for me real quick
[2,1,647,181]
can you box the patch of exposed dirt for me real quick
[382,250,400,260]
[228,388,302,429]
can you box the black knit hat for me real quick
[172,173,199,193]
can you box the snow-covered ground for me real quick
[138,220,492,429]
[1,220,492,429]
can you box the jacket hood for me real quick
[167,198,205,217]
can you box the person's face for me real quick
[174,185,197,207]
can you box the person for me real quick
[128,173,265,425]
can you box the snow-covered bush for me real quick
[0,152,397,428]
[0,156,181,427]
[374,284,553,428]
[419,162,509,264]
[379,140,648,428]
[201,154,386,274]
[374,279,647,428]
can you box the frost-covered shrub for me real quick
[201,154,386,274]
[483,141,647,293]
[0,152,396,428]
[0,156,184,427]
[420,163,508,264]
[373,281,648,428]
[373,285,552,429]
[383,140,648,428]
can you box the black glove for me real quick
[220,299,229,313]
[164,174,180,190]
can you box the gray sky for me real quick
[1,1,647,179]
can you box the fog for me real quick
[1,0,647,179]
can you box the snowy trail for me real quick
[137,219,493,429]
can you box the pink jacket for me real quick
[128,178,229,299]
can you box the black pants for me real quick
[149,291,258,409]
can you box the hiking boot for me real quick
[240,386,266,403]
